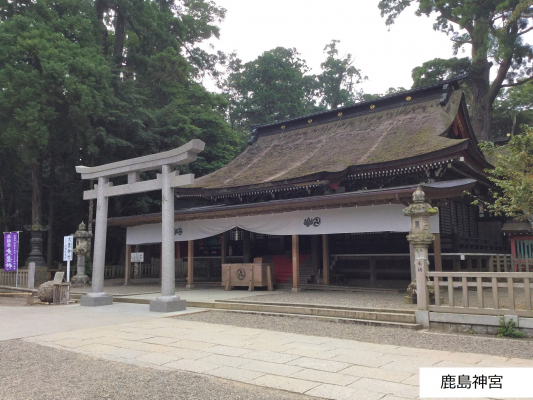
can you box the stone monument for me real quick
[71,222,92,287]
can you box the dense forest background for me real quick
[1,0,532,266]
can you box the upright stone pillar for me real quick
[150,165,186,312]
[81,177,113,306]
[403,186,438,327]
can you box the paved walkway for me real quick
[5,305,530,400]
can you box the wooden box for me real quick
[221,260,274,291]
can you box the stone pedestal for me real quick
[24,227,48,267]
[149,295,186,312]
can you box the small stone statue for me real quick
[71,222,92,287]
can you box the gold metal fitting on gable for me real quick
[281,125,285,129]
[337,112,342,117]
[308,119,312,123]
[405,96,412,101]
[370,105,375,110]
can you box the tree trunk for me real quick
[511,113,517,137]
[95,0,109,55]
[46,157,55,268]
[469,19,493,142]
[31,161,43,227]
[113,9,126,69]
[0,180,8,232]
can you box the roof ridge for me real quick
[252,74,468,131]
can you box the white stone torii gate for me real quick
[76,140,205,312]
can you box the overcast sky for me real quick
[202,0,463,95]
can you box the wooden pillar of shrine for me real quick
[434,233,442,271]
[124,244,131,285]
[292,235,301,292]
[243,230,251,263]
[221,232,227,264]
[322,234,329,285]
[186,240,194,289]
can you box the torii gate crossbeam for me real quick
[76,140,205,311]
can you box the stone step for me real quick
[188,300,417,324]
[207,308,422,330]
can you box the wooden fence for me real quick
[0,269,29,288]
[426,271,533,317]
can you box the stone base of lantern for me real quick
[71,274,90,287]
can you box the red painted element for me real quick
[273,254,308,284]
[328,182,340,190]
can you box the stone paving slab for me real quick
[240,359,304,376]
[21,307,532,400]
[249,374,321,393]
[305,383,384,400]
[209,365,266,383]
[349,378,419,398]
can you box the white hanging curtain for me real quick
[126,203,439,245]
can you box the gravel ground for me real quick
[230,290,416,310]
[177,311,533,360]
[0,340,312,400]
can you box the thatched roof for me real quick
[193,82,473,192]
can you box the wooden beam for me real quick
[243,230,251,263]
[292,235,300,292]
[221,232,227,264]
[434,233,442,271]
[124,244,131,285]
[322,235,329,285]
[187,240,194,289]
[311,235,319,280]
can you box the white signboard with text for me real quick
[63,236,73,262]
[131,252,144,263]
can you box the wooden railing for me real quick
[0,269,29,288]
[426,271,533,317]
[513,258,533,272]
[104,265,125,279]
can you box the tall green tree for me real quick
[379,0,533,141]
[317,40,366,109]
[220,47,318,132]
[0,0,114,263]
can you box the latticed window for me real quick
[230,228,243,241]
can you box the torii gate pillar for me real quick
[76,140,205,310]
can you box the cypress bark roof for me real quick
[193,84,470,191]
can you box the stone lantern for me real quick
[71,222,92,287]
[403,186,438,310]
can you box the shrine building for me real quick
[104,76,508,291]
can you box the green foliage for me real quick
[0,0,242,263]
[219,47,318,132]
[412,57,471,88]
[492,83,533,139]
[379,0,533,141]
[497,317,526,338]
[318,40,367,109]
[0,0,113,164]
[478,127,533,220]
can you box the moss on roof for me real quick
[194,90,466,190]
